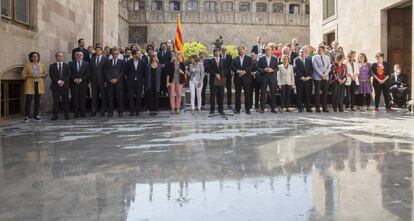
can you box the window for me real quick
[222,1,233,12]
[187,0,198,11]
[1,0,30,25]
[323,0,335,19]
[289,4,300,14]
[151,1,162,11]
[272,3,284,13]
[239,2,250,12]
[169,1,180,11]
[134,0,145,11]
[204,1,216,11]
[305,4,309,14]
[256,2,267,13]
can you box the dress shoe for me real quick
[246,110,251,114]
[260,108,265,114]
[271,109,277,113]
[285,108,291,112]
[234,110,240,114]
[100,113,105,117]
[298,109,303,113]
[90,113,97,117]
[306,109,312,113]
[219,111,225,115]
[34,116,41,121]
[51,116,58,121]
[107,113,113,117]
[316,109,321,113]
[209,110,215,114]
[118,113,123,117]
[64,115,70,120]
[135,112,140,116]
[80,114,86,118]
[73,114,80,118]
[130,112,135,116]
[323,109,330,113]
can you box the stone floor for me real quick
[0,110,414,221]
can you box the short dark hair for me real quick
[146,44,154,51]
[318,45,326,50]
[189,54,199,62]
[213,48,221,53]
[78,38,84,44]
[28,51,40,62]
[132,50,138,55]
[95,45,103,50]
[376,52,385,58]
[160,42,168,48]
[125,48,132,52]
[335,53,345,62]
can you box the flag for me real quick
[174,15,185,61]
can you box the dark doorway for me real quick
[387,4,412,86]
[325,32,336,46]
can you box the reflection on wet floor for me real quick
[0,112,413,221]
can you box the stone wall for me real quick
[309,0,409,61]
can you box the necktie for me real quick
[77,61,81,72]
[216,58,219,67]
[320,56,325,67]
[97,56,100,65]
[113,59,116,67]
[58,63,62,78]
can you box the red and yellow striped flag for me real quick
[174,15,185,61]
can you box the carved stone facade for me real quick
[119,0,310,48]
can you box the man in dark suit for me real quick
[209,48,225,115]
[104,48,126,117]
[69,51,90,118]
[157,42,172,96]
[125,50,146,116]
[90,45,108,117]
[142,44,155,64]
[257,46,279,113]
[287,43,299,63]
[390,64,408,107]
[232,46,253,114]
[221,47,233,109]
[251,36,262,55]
[294,48,314,112]
[49,52,70,120]
[71,38,90,63]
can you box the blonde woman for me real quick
[166,51,186,114]
[187,54,205,113]
[277,55,295,112]
[344,50,359,111]
[22,52,47,122]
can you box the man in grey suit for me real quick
[90,46,108,117]
[312,45,331,112]
[257,46,279,113]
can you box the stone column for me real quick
[410,4,414,113]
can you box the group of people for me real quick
[21,37,409,121]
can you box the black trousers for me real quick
[107,81,124,114]
[373,81,391,109]
[332,82,346,111]
[314,80,329,111]
[281,85,292,109]
[210,85,224,112]
[148,89,159,112]
[234,78,252,112]
[391,87,408,107]
[201,75,208,106]
[25,82,41,117]
[127,80,143,113]
[52,87,69,117]
[345,81,357,109]
[91,82,107,114]
[71,81,87,115]
[296,80,312,110]
[226,73,233,107]
[260,75,276,110]
[252,79,261,109]
[160,67,168,96]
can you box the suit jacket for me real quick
[104,59,125,83]
[72,47,90,63]
[145,64,162,92]
[293,56,313,82]
[90,55,108,87]
[312,55,331,81]
[49,62,70,90]
[257,55,279,83]
[157,49,172,65]
[209,57,226,86]
[221,53,233,77]
[165,61,186,84]
[390,73,407,88]
[69,60,90,84]
[232,55,253,83]
[371,62,391,85]
[125,59,146,83]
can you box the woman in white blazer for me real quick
[344,50,359,111]
[277,54,295,112]
[187,54,205,113]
